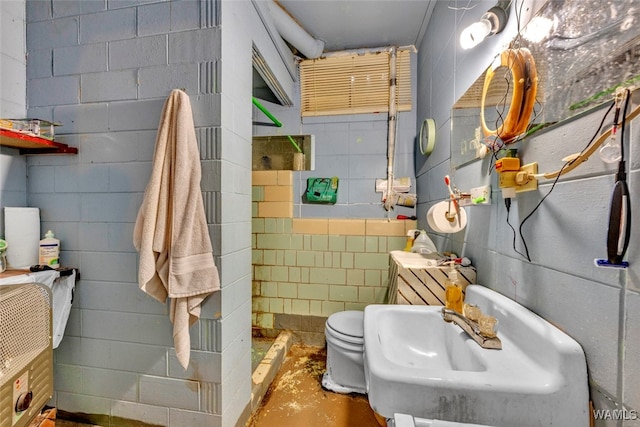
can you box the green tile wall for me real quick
[251,217,406,329]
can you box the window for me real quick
[299,49,412,117]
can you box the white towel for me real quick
[133,89,220,369]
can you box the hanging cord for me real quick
[616,89,631,180]
[511,0,525,49]
[492,67,511,146]
[508,100,616,261]
[505,197,529,259]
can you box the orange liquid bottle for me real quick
[445,268,463,313]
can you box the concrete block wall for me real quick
[0,0,28,229]
[416,1,640,425]
[22,1,258,426]
[252,170,415,331]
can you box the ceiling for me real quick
[277,0,436,52]
[253,0,436,103]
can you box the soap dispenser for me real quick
[39,230,60,269]
[445,264,463,314]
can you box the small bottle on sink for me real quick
[445,265,463,314]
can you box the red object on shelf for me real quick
[396,215,417,220]
[0,128,78,154]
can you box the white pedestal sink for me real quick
[363,285,589,427]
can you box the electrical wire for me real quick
[511,0,525,50]
[509,100,616,261]
[493,67,511,143]
[505,197,529,260]
[618,89,631,169]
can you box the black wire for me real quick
[512,100,616,262]
[487,52,513,153]
[617,89,631,180]
[491,69,510,144]
[512,0,525,49]
[505,198,528,259]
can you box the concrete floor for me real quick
[54,421,101,427]
[247,344,384,427]
[28,411,100,427]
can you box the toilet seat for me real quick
[326,310,364,344]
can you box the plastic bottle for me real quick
[39,230,60,268]
[445,266,463,313]
[411,230,437,254]
[0,239,7,273]
[404,229,418,251]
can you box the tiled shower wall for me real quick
[252,170,416,331]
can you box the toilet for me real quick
[322,310,366,394]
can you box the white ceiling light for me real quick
[460,1,510,50]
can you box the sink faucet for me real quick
[441,307,502,350]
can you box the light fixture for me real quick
[460,0,510,50]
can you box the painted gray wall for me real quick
[296,111,416,218]
[19,0,276,425]
[0,0,28,233]
[416,1,639,425]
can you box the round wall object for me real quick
[419,118,437,155]
[480,48,538,144]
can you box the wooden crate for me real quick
[387,251,476,305]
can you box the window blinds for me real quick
[300,49,412,117]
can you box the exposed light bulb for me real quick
[459,3,509,49]
[460,19,493,50]
[599,131,622,163]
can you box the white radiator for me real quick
[0,283,53,427]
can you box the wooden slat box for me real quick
[387,250,476,305]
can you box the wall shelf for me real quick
[0,128,78,155]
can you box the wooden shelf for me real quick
[0,128,78,155]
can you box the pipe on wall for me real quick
[267,1,325,59]
[384,47,398,212]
